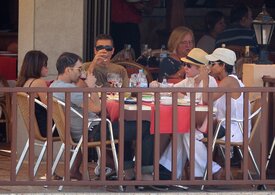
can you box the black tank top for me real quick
[28,79,59,137]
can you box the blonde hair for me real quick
[167,26,194,52]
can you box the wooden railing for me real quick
[0,86,275,191]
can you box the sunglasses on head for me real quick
[95,45,113,51]
[182,62,192,68]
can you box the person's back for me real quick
[215,4,259,54]
[197,10,225,53]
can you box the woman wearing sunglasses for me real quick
[180,48,248,180]
[85,34,129,87]
[150,48,218,179]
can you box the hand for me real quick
[149,80,160,87]
[177,67,185,78]
[92,50,109,66]
[85,73,97,88]
[197,66,209,82]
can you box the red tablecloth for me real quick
[106,100,194,134]
[0,56,17,80]
[149,104,191,134]
[106,100,120,122]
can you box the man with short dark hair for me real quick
[51,52,154,180]
[85,34,129,87]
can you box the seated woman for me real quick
[17,50,59,138]
[16,50,61,179]
[150,48,218,179]
[158,26,195,82]
[181,48,251,179]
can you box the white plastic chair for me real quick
[51,98,119,191]
[16,92,60,176]
[201,105,262,190]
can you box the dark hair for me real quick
[205,11,224,33]
[230,4,250,23]
[56,52,82,74]
[17,50,48,87]
[95,34,114,46]
[218,62,234,74]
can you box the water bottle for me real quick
[124,44,133,61]
[159,44,167,62]
[160,77,169,98]
[129,73,137,87]
[137,69,148,88]
[160,77,168,88]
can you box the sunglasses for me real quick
[182,62,192,68]
[208,61,223,66]
[95,45,113,51]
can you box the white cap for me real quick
[205,48,236,66]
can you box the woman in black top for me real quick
[159,26,195,82]
[17,50,58,137]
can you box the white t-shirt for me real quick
[173,75,218,103]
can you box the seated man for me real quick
[84,34,129,87]
[50,52,154,180]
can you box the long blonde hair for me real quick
[167,26,194,53]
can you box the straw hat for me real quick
[205,48,236,66]
[181,48,208,66]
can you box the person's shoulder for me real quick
[111,62,125,68]
[50,80,75,88]
[219,75,240,88]
[160,56,179,66]
[110,62,128,72]
[30,78,47,87]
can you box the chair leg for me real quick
[266,137,275,170]
[58,139,82,191]
[236,148,253,180]
[16,139,29,175]
[247,147,261,178]
[106,119,124,191]
[34,141,48,176]
[52,143,65,176]
[201,169,208,190]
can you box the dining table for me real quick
[106,94,215,135]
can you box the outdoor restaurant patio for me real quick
[0,86,275,194]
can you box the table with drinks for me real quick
[106,93,212,134]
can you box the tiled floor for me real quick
[0,143,275,194]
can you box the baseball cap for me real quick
[205,48,236,66]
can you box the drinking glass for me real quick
[115,77,123,88]
[107,73,121,87]
[80,70,87,80]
